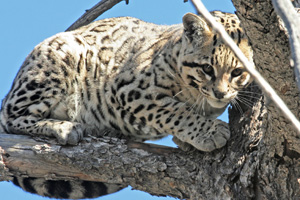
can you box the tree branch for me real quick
[191,0,300,133]
[66,0,190,31]
[271,0,300,92]
[0,92,265,200]
[66,0,126,31]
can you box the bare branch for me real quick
[66,0,126,31]
[191,0,300,133]
[0,130,258,200]
[271,0,300,92]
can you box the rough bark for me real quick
[272,0,300,92]
[231,0,300,199]
[0,127,261,200]
[1,0,300,199]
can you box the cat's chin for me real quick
[207,99,228,109]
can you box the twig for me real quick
[66,0,126,31]
[272,0,300,91]
[190,0,300,133]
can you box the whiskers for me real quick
[187,93,202,116]
[171,83,205,118]
[231,89,262,115]
[230,99,244,115]
[173,88,187,98]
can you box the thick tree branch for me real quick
[66,0,126,31]
[0,93,265,200]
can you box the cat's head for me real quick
[178,11,254,108]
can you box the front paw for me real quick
[208,119,230,149]
[189,120,230,152]
[53,122,84,145]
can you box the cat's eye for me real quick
[200,64,214,76]
[231,68,243,77]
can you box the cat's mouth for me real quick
[201,88,237,109]
[207,99,228,108]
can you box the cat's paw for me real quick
[208,119,230,149]
[191,120,230,152]
[53,122,84,145]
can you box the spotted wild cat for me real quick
[0,11,254,199]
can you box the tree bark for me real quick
[1,0,300,199]
[0,129,259,200]
[231,0,300,199]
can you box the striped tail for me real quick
[13,177,125,199]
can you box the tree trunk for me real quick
[1,0,300,199]
[230,0,300,199]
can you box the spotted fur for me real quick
[0,11,253,198]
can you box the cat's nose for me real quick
[213,90,226,99]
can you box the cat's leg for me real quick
[6,115,84,145]
[122,96,230,152]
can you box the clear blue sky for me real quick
[0,0,234,199]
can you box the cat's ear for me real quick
[182,13,211,43]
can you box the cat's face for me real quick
[179,12,254,108]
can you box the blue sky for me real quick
[0,0,234,199]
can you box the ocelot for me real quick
[0,11,254,199]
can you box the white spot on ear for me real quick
[182,13,211,42]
